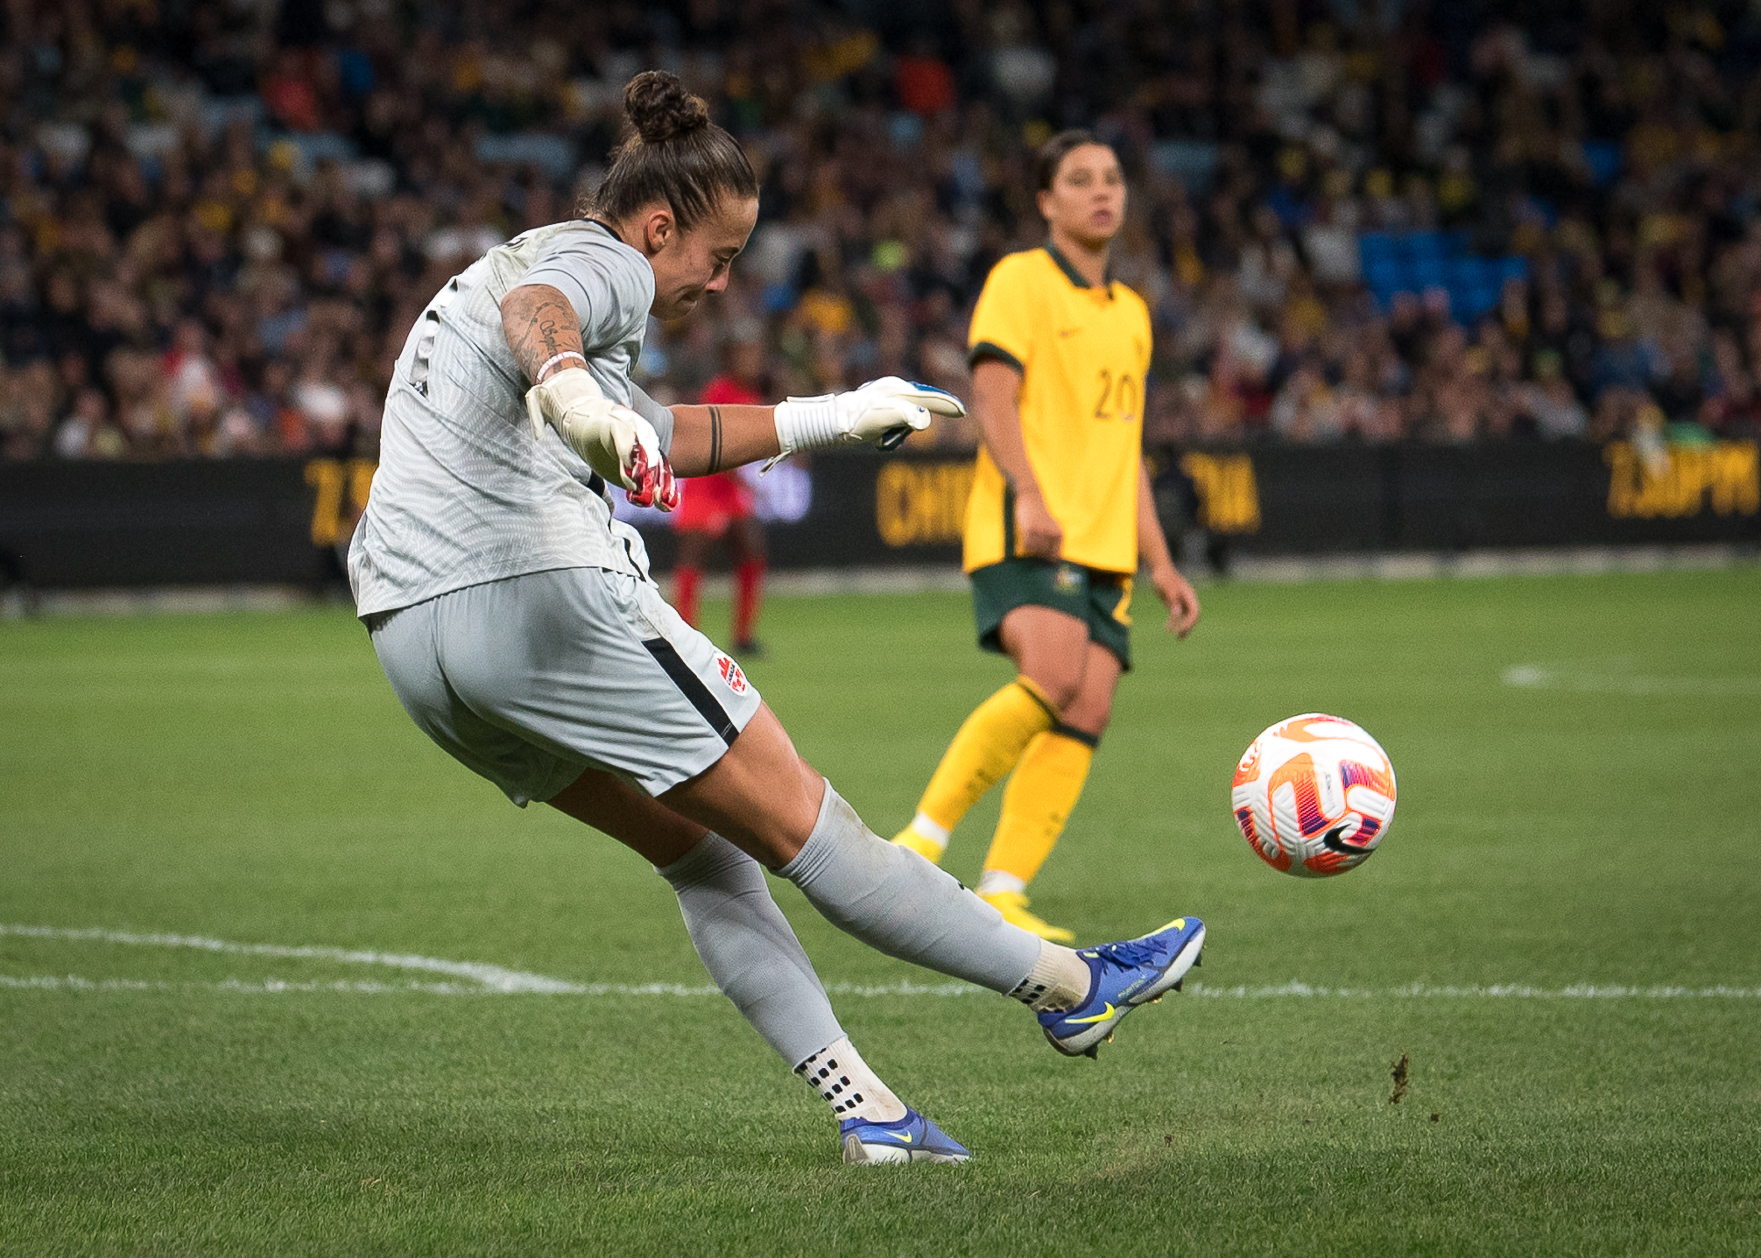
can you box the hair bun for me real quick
[624,71,710,145]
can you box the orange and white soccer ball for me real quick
[1231,714,1397,877]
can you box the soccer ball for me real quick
[1231,714,1397,877]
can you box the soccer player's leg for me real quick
[662,708,1200,1061]
[376,568,1197,1156]
[371,568,959,1163]
[672,528,709,628]
[891,570,1088,865]
[891,674,1059,863]
[673,474,737,629]
[547,770,959,1162]
[547,774,843,1073]
[976,640,1120,943]
[728,514,766,655]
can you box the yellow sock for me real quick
[981,726,1096,887]
[915,678,1057,834]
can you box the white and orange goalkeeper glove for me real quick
[526,368,679,510]
[768,377,966,468]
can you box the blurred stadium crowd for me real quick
[5,0,1761,463]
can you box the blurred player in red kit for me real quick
[673,326,767,652]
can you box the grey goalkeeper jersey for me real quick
[349,220,673,618]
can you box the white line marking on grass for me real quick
[4,927,1755,1000]
[3,972,1757,999]
[0,974,487,994]
[1187,982,1761,999]
[0,923,583,993]
[0,926,983,997]
[1502,660,1761,697]
[0,973,980,997]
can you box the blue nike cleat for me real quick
[840,1108,971,1164]
[1039,916,1206,1058]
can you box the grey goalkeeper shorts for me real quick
[367,566,762,804]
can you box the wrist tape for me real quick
[773,394,839,454]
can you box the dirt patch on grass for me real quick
[1389,1053,1410,1105]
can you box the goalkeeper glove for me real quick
[526,368,679,511]
[769,377,966,468]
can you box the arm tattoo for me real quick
[503,287,584,384]
[707,406,724,473]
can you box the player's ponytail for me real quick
[588,71,757,232]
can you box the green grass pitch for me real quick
[2,567,1759,1256]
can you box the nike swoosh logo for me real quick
[1067,1002,1118,1025]
[884,1130,913,1143]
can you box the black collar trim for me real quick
[1042,240,1112,294]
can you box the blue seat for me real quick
[1409,232,1446,262]
[1357,233,1532,316]
[1409,257,1446,288]
[1363,258,1401,286]
[1358,232,1398,265]
[1462,285,1498,320]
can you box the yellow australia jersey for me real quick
[963,244,1152,575]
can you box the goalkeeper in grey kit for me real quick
[350,71,1205,1165]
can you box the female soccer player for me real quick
[892,132,1203,944]
[350,75,1204,1164]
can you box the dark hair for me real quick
[586,71,758,231]
[1036,129,1110,192]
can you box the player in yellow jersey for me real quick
[891,131,1201,942]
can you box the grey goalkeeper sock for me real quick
[778,780,1043,994]
[657,833,845,1069]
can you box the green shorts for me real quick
[970,558,1133,671]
